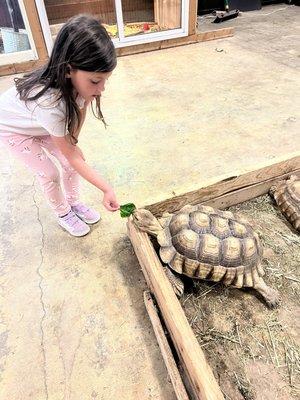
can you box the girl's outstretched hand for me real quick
[103,189,120,212]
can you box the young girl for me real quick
[0,14,120,237]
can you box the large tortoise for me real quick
[131,204,280,307]
[269,174,300,232]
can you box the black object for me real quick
[227,0,261,11]
[261,0,286,4]
[197,0,261,13]
[213,9,240,22]
[198,0,224,14]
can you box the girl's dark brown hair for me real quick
[14,14,117,144]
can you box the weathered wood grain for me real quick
[128,220,224,400]
[146,156,300,216]
[144,291,189,400]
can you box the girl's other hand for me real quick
[103,189,120,212]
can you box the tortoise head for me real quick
[132,209,162,236]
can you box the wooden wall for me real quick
[0,1,235,77]
[44,0,154,25]
[154,0,181,30]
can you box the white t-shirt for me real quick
[0,85,85,137]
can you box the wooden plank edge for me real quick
[145,156,300,216]
[0,59,47,77]
[196,27,234,42]
[127,219,224,400]
[203,168,300,209]
[116,27,234,57]
[144,291,190,400]
[189,0,198,35]
[23,0,48,61]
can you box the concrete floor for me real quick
[0,4,299,400]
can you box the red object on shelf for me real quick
[143,23,150,31]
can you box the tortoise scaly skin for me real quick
[132,205,280,307]
[270,174,300,232]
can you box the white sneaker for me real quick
[58,210,90,237]
[71,202,101,224]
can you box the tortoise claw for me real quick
[253,278,281,308]
[264,288,281,308]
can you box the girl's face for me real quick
[68,68,113,102]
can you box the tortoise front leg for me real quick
[163,267,184,297]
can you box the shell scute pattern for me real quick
[240,237,259,267]
[210,215,232,239]
[270,175,300,231]
[132,203,280,306]
[182,258,200,277]
[229,220,249,238]
[172,228,199,260]
[221,236,242,267]
[169,212,190,236]
[189,211,211,234]
[222,268,236,286]
[198,233,220,265]
[157,203,262,287]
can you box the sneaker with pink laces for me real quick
[71,202,101,224]
[58,210,90,237]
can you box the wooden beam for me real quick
[23,0,48,61]
[203,168,300,210]
[146,156,300,216]
[0,59,45,76]
[153,0,181,30]
[197,27,234,42]
[127,220,224,400]
[189,0,198,35]
[116,41,161,57]
[116,27,233,57]
[144,291,189,400]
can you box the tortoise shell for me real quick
[269,175,300,231]
[156,204,264,288]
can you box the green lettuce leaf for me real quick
[120,203,136,218]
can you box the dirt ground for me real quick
[177,195,300,400]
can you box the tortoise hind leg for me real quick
[163,267,184,297]
[252,269,280,307]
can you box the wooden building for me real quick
[0,1,232,76]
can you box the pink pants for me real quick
[0,133,79,216]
